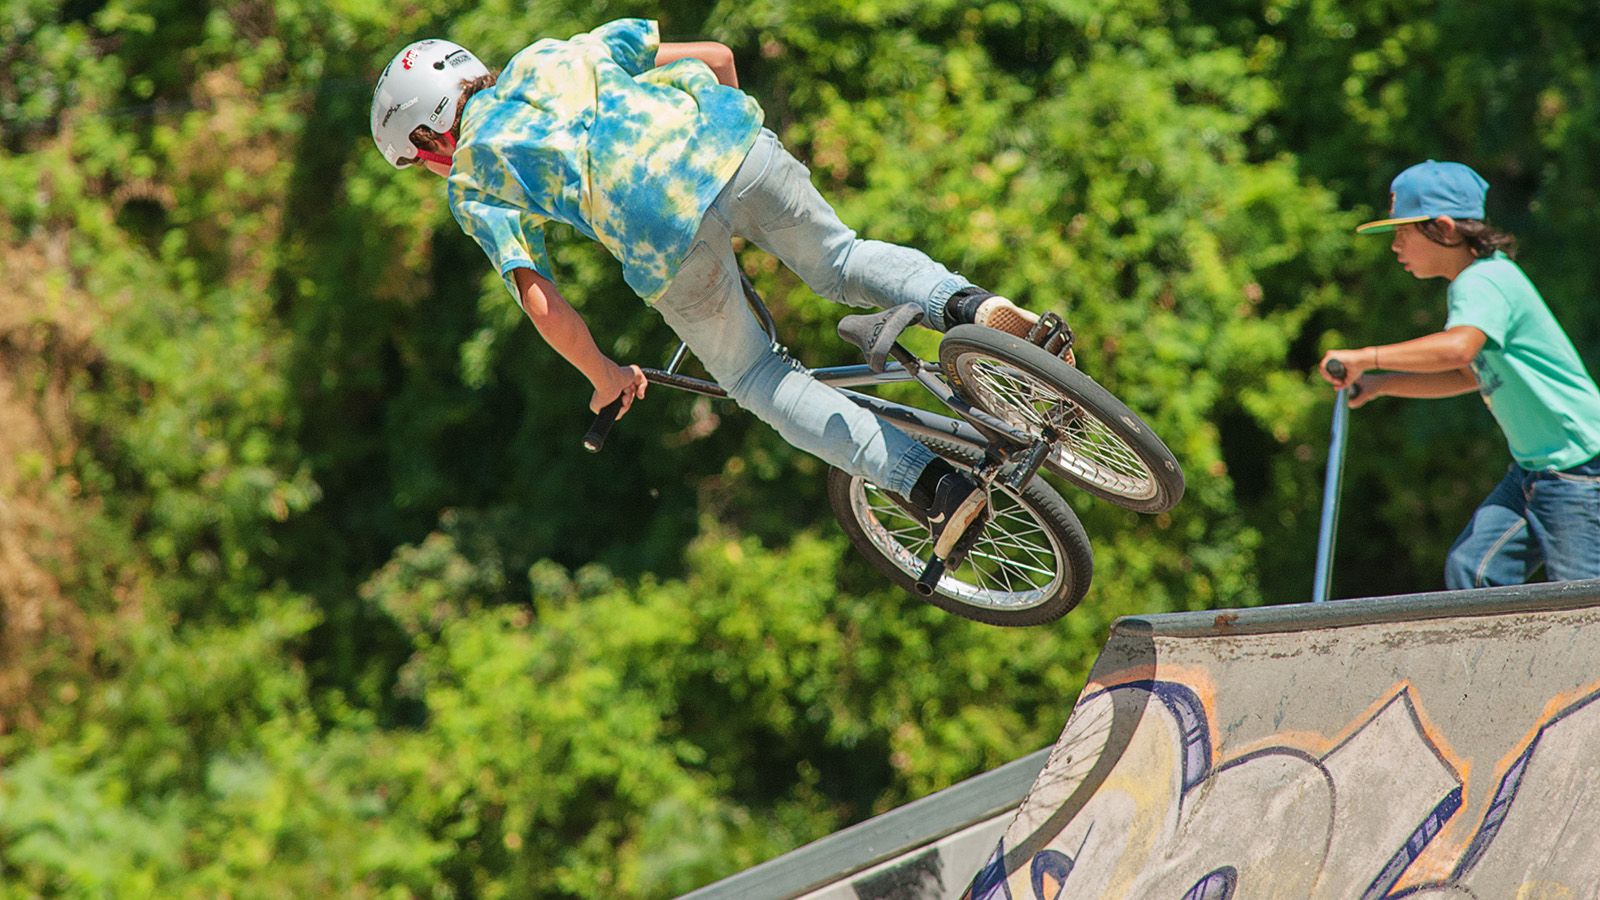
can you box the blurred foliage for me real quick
[2,0,1597,894]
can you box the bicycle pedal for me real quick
[1026,313,1076,364]
[1024,312,1062,345]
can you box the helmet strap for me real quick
[414,130,458,168]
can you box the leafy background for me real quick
[2,0,1597,894]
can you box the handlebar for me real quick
[583,398,623,453]
[578,367,730,454]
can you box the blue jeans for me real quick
[653,129,974,495]
[1443,455,1600,589]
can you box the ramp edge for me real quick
[1114,579,1600,640]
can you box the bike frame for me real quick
[640,357,990,452]
[637,272,1046,452]
[588,272,1054,498]
[575,273,1106,602]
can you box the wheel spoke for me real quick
[963,358,1158,501]
[854,478,1065,611]
[966,550,1056,580]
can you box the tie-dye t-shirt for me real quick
[446,19,764,304]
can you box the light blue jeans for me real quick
[654,129,975,495]
[1443,455,1600,589]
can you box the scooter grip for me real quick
[1323,359,1362,400]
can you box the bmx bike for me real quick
[584,275,1184,627]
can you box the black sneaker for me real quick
[925,472,989,560]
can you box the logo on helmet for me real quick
[401,48,420,70]
[384,96,418,127]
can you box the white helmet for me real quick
[371,39,490,168]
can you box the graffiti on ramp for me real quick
[966,676,1600,899]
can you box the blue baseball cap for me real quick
[1356,160,1489,234]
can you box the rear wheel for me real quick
[938,325,1184,514]
[827,455,1093,627]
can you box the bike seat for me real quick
[837,303,924,374]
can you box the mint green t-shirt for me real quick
[446,19,763,304]
[1444,252,1600,471]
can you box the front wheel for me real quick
[939,325,1185,514]
[827,460,1093,627]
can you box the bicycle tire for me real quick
[938,325,1184,514]
[827,451,1093,627]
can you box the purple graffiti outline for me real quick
[969,681,1492,898]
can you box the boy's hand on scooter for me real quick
[1346,375,1379,409]
[1318,350,1366,388]
[591,363,648,417]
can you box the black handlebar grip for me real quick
[1323,359,1362,400]
[583,398,624,453]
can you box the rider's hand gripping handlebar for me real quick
[583,398,624,453]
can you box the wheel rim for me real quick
[848,477,1065,611]
[960,357,1160,502]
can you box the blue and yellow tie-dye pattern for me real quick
[446,19,764,304]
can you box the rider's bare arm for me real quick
[1321,325,1486,385]
[656,41,738,87]
[1349,369,1478,408]
[511,267,646,415]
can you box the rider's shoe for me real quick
[945,287,1036,336]
[911,463,989,560]
[972,296,1039,339]
[944,288,1076,366]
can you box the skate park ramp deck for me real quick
[685,579,1600,898]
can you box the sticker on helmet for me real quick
[401,48,420,70]
[383,96,418,128]
[443,49,473,67]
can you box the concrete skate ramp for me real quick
[968,579,1600,899]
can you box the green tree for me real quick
[9,0,1593,895]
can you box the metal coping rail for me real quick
[1113,578,1600,639]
